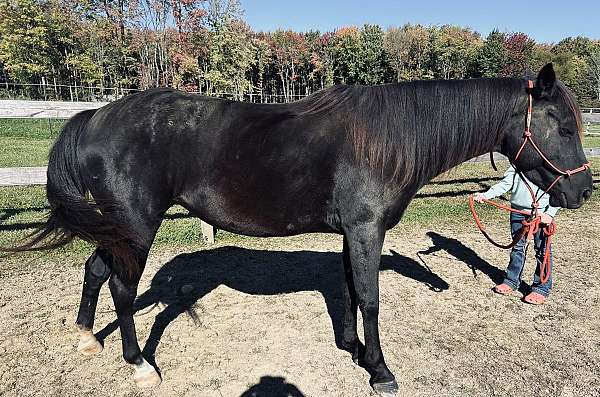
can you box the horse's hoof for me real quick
[373,380,398,397]
[77,330,103,355]
[133,358,162,388]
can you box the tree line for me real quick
[1,0,599,106]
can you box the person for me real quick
[474,165,559,305]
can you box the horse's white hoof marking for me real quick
[77,329,103,355]
[133,358,162,388]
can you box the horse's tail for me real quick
[2,109,142,274]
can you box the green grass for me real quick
[0,118,63,167]
[584,123,600,148]
[0,118,65,139]
[583,134,600,148]
[586,123,600,133]
[0,137,52,167]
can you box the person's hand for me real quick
[540,213,553,225]
[474,193,486,203]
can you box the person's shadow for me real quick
[96,246,449,371]
[419,231,518,289]
[239,376,305,397]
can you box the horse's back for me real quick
[76,88,349,236]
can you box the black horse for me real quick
[5,64,593,396]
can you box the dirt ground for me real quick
[1,217,599,397]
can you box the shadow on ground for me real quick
[420,231,504,284]
[96,245,450,367]
[239,376,305,397]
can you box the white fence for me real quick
[581,108,600,136]
[0,100,108,119]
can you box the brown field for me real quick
[1,220,599,396]
[0,162,599,397]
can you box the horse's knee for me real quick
[76,250,112,330]
[358,299,380,318]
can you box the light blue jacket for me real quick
[482,166,560,217]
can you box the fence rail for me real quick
[0,100,108,119]
[581,108,600,114]
[0,165,216,244]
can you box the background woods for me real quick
[1,0,599,105]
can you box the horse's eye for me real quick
[559,127,574,137]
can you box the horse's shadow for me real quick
[96,245,449,367]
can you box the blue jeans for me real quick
[503,212,553,297]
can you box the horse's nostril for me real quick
[582,189,592,201]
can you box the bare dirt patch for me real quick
[1,217,599,397]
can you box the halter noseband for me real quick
[512,80,591,200]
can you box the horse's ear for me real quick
[534,63,556,99]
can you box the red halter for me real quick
[470,80,591,284]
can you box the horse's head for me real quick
[502,63,593,209]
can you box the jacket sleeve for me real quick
[482,167,515,200]
[541,204,560,218]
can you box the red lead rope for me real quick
[469,79,590,285]
[469,195,555,284]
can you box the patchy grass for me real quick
[0,119,61,167]
[583,134,600,148]
[585,122,600,133]
[0,119,66,139]
[583,123,600,147]
[0,118,65,139]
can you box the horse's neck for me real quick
[424,122,503,183]
[446,132,499,171]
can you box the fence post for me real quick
[200,220,215,244]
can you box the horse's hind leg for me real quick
[109,254,162,388]
[107,215,162,388]
[75,248,112,355]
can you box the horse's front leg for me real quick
[340,235,361,363]
[75,249,111,355]
[345,222,398,397]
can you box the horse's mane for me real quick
[294,79,523,188]
[554,80,583,137]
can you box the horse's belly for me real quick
[179,187,337,237]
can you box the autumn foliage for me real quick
[1,0,599,106]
